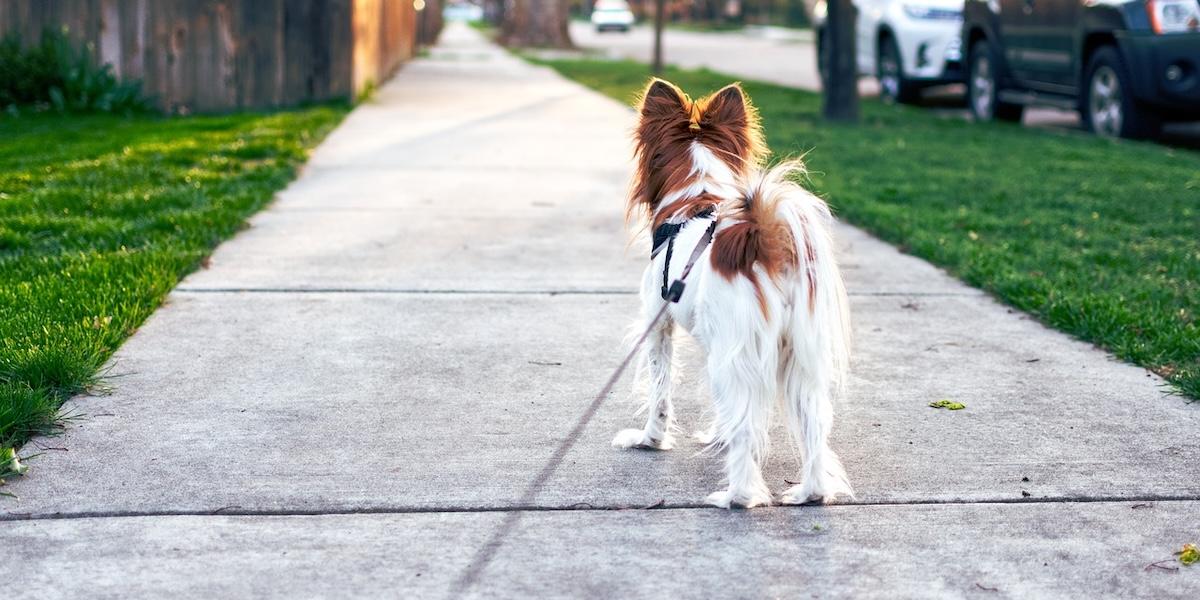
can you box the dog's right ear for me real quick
[638,78,689,118]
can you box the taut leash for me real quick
[591,219,718,405]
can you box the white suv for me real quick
[591,0,635,33]
[815,0,965,103]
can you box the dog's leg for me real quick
[778,350,853,505]
[611,316,675,451]
[703,341,773,509]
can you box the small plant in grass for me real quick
[1178,543,1199,566]
[0,28,148,115]
[0,447,29,479]
[356,78,379,103]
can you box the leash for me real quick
[591,219,719,405]
[453,218,717,596]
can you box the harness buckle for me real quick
[665,280,686,303]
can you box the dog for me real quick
[611,78,853,508]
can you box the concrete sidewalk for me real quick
[4,23,1198,598]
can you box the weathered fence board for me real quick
[0,0,416,112]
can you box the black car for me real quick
[962,0,1200,138]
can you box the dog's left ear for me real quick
[702,83,749,126]
[639,78,689,119]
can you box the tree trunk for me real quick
[821,0,858,121]
[499,0,573,48]
[417,0,445,46]
[652,0,666,74]
[482,0,505,25]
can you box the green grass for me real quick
[467,20,496,37]
[666,22,748,33]
[0,106,348,452]
[529,57,1200,400]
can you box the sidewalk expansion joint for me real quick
[173,287,637,295]
[173,288,983,297]
[5,494,1197,523]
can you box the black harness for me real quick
[651,207,716,301]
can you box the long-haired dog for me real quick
[612,79,853,508]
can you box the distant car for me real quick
[592,0,635,32]
[815,0,966,103]
[443,1,483,22]
[962,0,1200,138]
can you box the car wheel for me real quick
[967,40,1023,122]
[878,36,919,104]
[1083,46,1159,139]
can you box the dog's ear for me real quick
[639,78,689,118]
[701,83,749,126]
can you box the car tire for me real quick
[967,40,1023,123]
[878,36,919,104]
[1082,46,1160,139]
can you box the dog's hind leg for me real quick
[778,345,853,505]
[612,314,675,451]
[702,332,774,509]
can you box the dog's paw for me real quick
[704,488,771,509]
[611,428,673,450]
[691,427,716,445]
[778,481,853,506]
[778,486,826,506]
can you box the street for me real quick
[569,21,1200,146]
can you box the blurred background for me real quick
[455,0,1200,144]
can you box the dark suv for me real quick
[962,0,1200,138]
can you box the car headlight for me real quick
[814,1,828,22]
[902,4,963,19]
[1147,0,1200,33]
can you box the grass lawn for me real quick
[0,106,348,456]
[665,22,751,33]
[529,57,1200,400]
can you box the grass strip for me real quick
[0,106,348,452]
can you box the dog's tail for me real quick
[733,160,854,502]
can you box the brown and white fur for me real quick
[612,79,853,508]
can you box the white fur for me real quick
[613,152,853,509]
[656,143,742,213]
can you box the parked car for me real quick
[443,1,483,22]
[815,0,966,103]
[591,0,635,32]
[962,0,1200,138]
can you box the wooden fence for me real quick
[0,0,418,112]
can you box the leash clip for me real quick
[665,280,686,303]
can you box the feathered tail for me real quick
[735,160,854,502]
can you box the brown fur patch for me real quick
[799,214,818,312]
[710,216,798,299]
[651,194,721,231]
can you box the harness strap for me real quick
[660,234,676,301]
[651,207,716,302]
[650,207,715,258]
[662,218,718,303]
